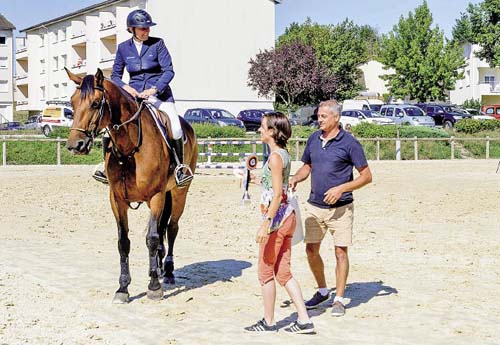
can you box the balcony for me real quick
[99,54,116,70]
[71,31,86,46]
[100,20,117,39]
[15,74,28,85]
[71,59,87,71]
[478,82,500,95]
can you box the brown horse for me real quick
[65,68,197,303]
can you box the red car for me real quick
[481,105,500,119]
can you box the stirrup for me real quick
[92,170,108,184]
[174,164,193,187]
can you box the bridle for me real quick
[70,85,110,141]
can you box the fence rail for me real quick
[1,135,500,167]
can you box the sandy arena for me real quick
[0,160,499,344]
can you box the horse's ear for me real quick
[95,69,104,88]
[65,67,82,85]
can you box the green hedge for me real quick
[454,119,500,134]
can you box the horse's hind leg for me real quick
[146,193,165,300]
[110,194,131,304]
[159,192,173,283]
[163,188,189,285]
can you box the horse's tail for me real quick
[160,191,173,241]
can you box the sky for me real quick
[0,0,482,39]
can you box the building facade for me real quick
[358,60,393,99]
[450,43,500,106]
[0,14,15,122]
[16,0,277,116]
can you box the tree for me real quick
[379,1,465,102]
[247,41,339,111]
[457,0,500,67]
[277,18,379,100]
[452,12,474,44]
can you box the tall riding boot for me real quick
[172,138,193,187]
[92,135,111,184]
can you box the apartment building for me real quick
[450,43,500,106]
[358,60,393,99]
[0,14,15,122]
[15,0,277,116]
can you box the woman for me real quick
[93,9,192,187]
[244,112,315,335]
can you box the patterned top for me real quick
[260,148,294,233]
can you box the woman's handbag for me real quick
[288,190,304,246]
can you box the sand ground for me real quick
[0,160,499,345]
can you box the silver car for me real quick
[380,105,435,127]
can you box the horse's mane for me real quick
[80,75,95,100]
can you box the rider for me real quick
[92,9,192,187]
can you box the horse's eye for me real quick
[91,100,100,109]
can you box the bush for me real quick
[191,124,246,138]
[352,123,450,138]
[455,119,500,134]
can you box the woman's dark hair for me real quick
[262,112,292,148]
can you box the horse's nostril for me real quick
[66,139,86,152]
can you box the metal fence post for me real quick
[2,136,6,166]
[57,137,61,166]
[295,137,299,161]
[450,136,455,159]
[376,138,380,161]
[486,136,490,159]
[414,136,418,161]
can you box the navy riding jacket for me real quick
[111,37,175,102]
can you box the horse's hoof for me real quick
[112,292,130,304]
[147,289,163,300]
[163,276,175,285]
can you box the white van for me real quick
[342,99,385,112]
[40,102,74,136]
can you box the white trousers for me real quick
[148,96,183,140]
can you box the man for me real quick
[289,100,372,317]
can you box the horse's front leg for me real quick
[146,193,165,300]
[110,193,131,304]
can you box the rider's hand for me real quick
[138,88,158,99]
[123,85,139,98]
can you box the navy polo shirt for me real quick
[302,128,368,209]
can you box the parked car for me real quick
[380,105,435,127]
[0,121,23,131]
[481,105,500,120]
[414,103,464,129]
[290,105,318,127]
[40,102,74,136]
[452,108,494,120]
[342,99,385,112]
[340,109,395,127]
[23,114,42,131]
[236,109,274,131]
[184,108,245,128]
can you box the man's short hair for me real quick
[319,100,342,115]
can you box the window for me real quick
[0,37,5,45]
[53,56,58,71]
[485,107,493,114]
[0,57,7,69]
[395,108,402,116]
[61,54,67,69]
[59,28,66,41]
[40,34,45,47]
[485,75,495,85]
[53,84,60,98]
[387,108,394,116]
[40,59,46,74]
[40,86,46,100]
[0,80,9,93]
[62,82,68,98]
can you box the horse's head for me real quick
[65,68,109,154]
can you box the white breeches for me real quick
[148,96,183,140]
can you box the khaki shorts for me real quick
[304,203,354,247]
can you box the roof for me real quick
[0,14,15,30]
[20,0,125,32]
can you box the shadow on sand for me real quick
[277,280,397,327]
[161,259,251,299]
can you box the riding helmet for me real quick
[126,9,157,28]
